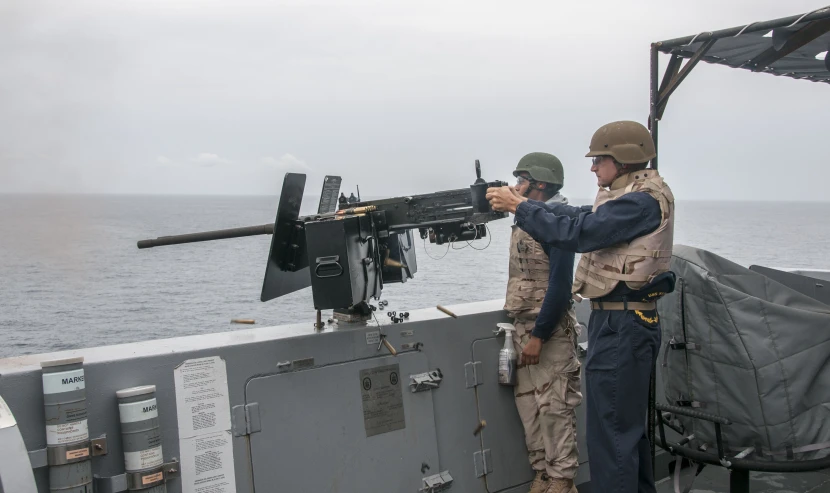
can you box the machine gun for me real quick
[137,160,508,317]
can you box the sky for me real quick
[1,0,828,201]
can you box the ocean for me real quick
[1,194,828,358]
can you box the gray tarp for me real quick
[658,245,830,459]
[659,18,830,84]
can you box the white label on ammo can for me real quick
[119,398,159,424]
[125,446,164,471]
[46,420,89,445]
[42,369,85,394]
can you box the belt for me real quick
[590,300,656,311]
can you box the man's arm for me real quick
[525,200,592,219]
[514,192,662,253]
[531,245,575,341]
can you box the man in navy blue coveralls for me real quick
[487,121,675,493]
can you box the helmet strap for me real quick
[613,160,627,180]
[520,180,543,198]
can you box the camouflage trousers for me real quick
[512,317,582,480]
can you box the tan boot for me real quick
[528,471,551,493]
[543,477,575,493]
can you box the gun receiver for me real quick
[137,161,508,312]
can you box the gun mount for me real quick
[137,161,508,314]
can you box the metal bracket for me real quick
[420,470,454,492]
[464,361,483,388]
[29,434,109,469]
[232,403,262,437]
[473,449,493,477]
[410,369,443,392]
[746,19,830,71]
[91,436,108,456]
[676,400,706,409]
[656,39,717,119]
[93,459,180,493]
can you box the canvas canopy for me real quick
[658,245,830,460]
[655,6,830,84]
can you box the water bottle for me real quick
[497,323,517,386]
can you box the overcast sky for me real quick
[1,0,828,201]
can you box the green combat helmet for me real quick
[513,152,564,186]
[585,120,656,165]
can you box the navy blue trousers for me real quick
[585,309,661,493]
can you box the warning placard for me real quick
[174,356,231,439]
[359,364,405,437]
[174,356,236,493]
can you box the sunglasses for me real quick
[515,175,534,185]
[591,156,609,166]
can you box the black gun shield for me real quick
[317,175,342,214]
[260,173,311,302]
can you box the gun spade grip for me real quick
[470,183,490,213]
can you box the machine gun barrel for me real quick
[137,223,274,249]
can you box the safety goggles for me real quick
[591,155,609,166]
[515,175,534,185]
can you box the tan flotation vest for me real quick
[572,169,674,299]
[504,225,550,319]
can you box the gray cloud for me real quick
[0,0,827,200]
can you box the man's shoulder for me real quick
[621,190,662,208]
[632,172,674,202]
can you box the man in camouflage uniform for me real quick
[503,153,582,493]
[488,122,675,493]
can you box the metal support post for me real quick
[650,44,660,170]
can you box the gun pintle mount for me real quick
[137,161,508,313]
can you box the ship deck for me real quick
[654,466,830,493]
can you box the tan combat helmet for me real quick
[585,121,656,165]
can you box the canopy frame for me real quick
[647,6,830,170]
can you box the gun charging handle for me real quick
[474,159,486,184]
